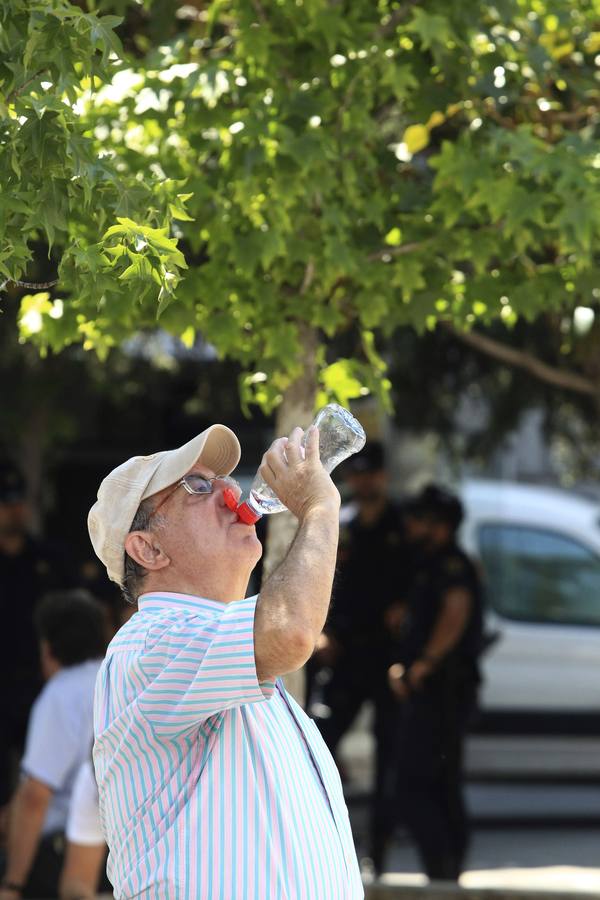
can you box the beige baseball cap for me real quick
[88,424,241,585]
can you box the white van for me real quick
[461,479,600,777]
[336,478,600,782]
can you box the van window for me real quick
[478,524,600,627]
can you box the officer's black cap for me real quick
[0,461,26,503]
[406,483,463,530]
[343,441,385,474]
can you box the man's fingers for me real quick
[288,426,304,446]
[263,436,288,455]
[285,427,304,463]
[264,437,288,462]
[262,437,288,478]
[273,436,289,453]
[267,428,306,469]
[305,425,320,461]
[259,460,278,485]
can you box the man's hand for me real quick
[259,426,340,521]
[406,658,434,690]
[388,663,410,701]
[388,658,434,700]
[0,887,22,900]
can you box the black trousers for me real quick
[306,658,397,858]
[394,677,476,881]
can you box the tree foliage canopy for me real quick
[3,0,600,411]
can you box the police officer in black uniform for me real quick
[388,484,483,882]
[0,463,73,822]
[306,442,413,869]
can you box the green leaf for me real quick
[384,227,403,247]
[320,359,367,407]
[114,184,152,219]
[361,330,387,373]
[233,233,264,273]
[169,202,195,222]
[408,9,454,50]
[88,14,124,64]
[119,255,159,283]
[403,125,430,154]
[381,64,418,100]
[391,257,426,301]
[157,284,176,318]
[180,325,195,348]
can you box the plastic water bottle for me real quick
[224,404,366,524]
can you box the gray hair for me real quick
[122,497,158,606]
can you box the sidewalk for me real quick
[343,719,600,895]
[378,865,600,892]
[366,884,599,900]
[349,805,600,895]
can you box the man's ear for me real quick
[124,531,170,572]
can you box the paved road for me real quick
[375,827,600,892]
[465,781,600,824]
[347,783,600,892]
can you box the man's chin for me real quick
[231,524,263,554]
[249,532,263,556]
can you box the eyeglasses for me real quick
[148,474,240,521]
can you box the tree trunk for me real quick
[261,323,320,704]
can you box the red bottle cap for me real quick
[235,501,261,525]
[222,489,262,525]
[223,488,239,512]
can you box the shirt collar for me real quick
[138,591,227,617]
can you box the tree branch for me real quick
[367,240,427,262]
[299,259,315,295]
[443,322,597,397]
[368,221,505,263]
[7,70,47,104]
[476,98,597,134]
[250,0,267,25]
[0,278,59,291]
[376,0,420,38]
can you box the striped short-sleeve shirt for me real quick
[93,591,364,899]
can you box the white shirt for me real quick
[22,658,102,835]
[66,760,104,846]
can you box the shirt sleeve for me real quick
[137,595,276,737]
[21,683,80,791]
[66,761,105,846]
[436,554,476,595]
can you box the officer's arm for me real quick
[2,776,52,894]
[59,843,107,900]
[422,587,472,664]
